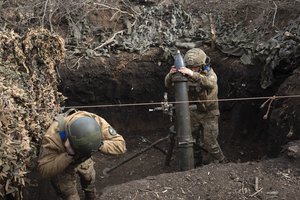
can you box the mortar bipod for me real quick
[103,135,169,176]
[165,125,176,166]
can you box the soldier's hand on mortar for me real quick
[64,139,76,156]
[178,67,193,77]
[169,66,177,73]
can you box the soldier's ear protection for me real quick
[202,64,211,73]
[202,56,211,73]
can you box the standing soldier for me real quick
[165,48,226,165]
[37,109,126,200]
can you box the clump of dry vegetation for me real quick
[0,28,65,198]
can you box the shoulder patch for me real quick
[108,126,117,136]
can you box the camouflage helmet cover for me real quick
[66,116,102,156]
[184,48,208,67]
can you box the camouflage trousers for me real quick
[190,113,225,164]
[50,158,96,200]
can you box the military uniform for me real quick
[165,67,225,164]
[37,110,126,200]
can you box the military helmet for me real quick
[66,117,102,157]
[184,48,209,67]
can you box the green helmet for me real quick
[184,48,209,67]
[66,117,102,157]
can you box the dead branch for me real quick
[93,30,125,51]
[41,0,49,28]
[69,55,84,69]
[272,1,277,27]
[249,187,263,197]
[254,177,259,191]
[92,14,137,52]
[48,8,58,32]
[93,2,135,18]
[88,2,139,52]
[0,16,19,29]
[209,13,216,49]
[121,0,141,15]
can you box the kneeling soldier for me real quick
[37,109,126,200]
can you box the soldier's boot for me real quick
[209,143,227,164]
[211,149,227,164]
[219,157,228,164]
[194,151,203,167]
[193,142,203,167]
[201,150,213,165]
[84,191,98,200]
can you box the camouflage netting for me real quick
[115,4,195,55]
[2,1,297,89]
[121,5,300,89]
[0,28,65,198]
[83,4,300,89]
[212,15,300,89]
[89,4,196,57]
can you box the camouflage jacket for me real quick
[165,68,220,117]
[37,111,126,178]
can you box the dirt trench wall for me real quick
[58,46,279,161]
[58,48,171,105]
[267,68,300,156]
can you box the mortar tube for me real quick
[173,51,194,171]
[173,75,194,171]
